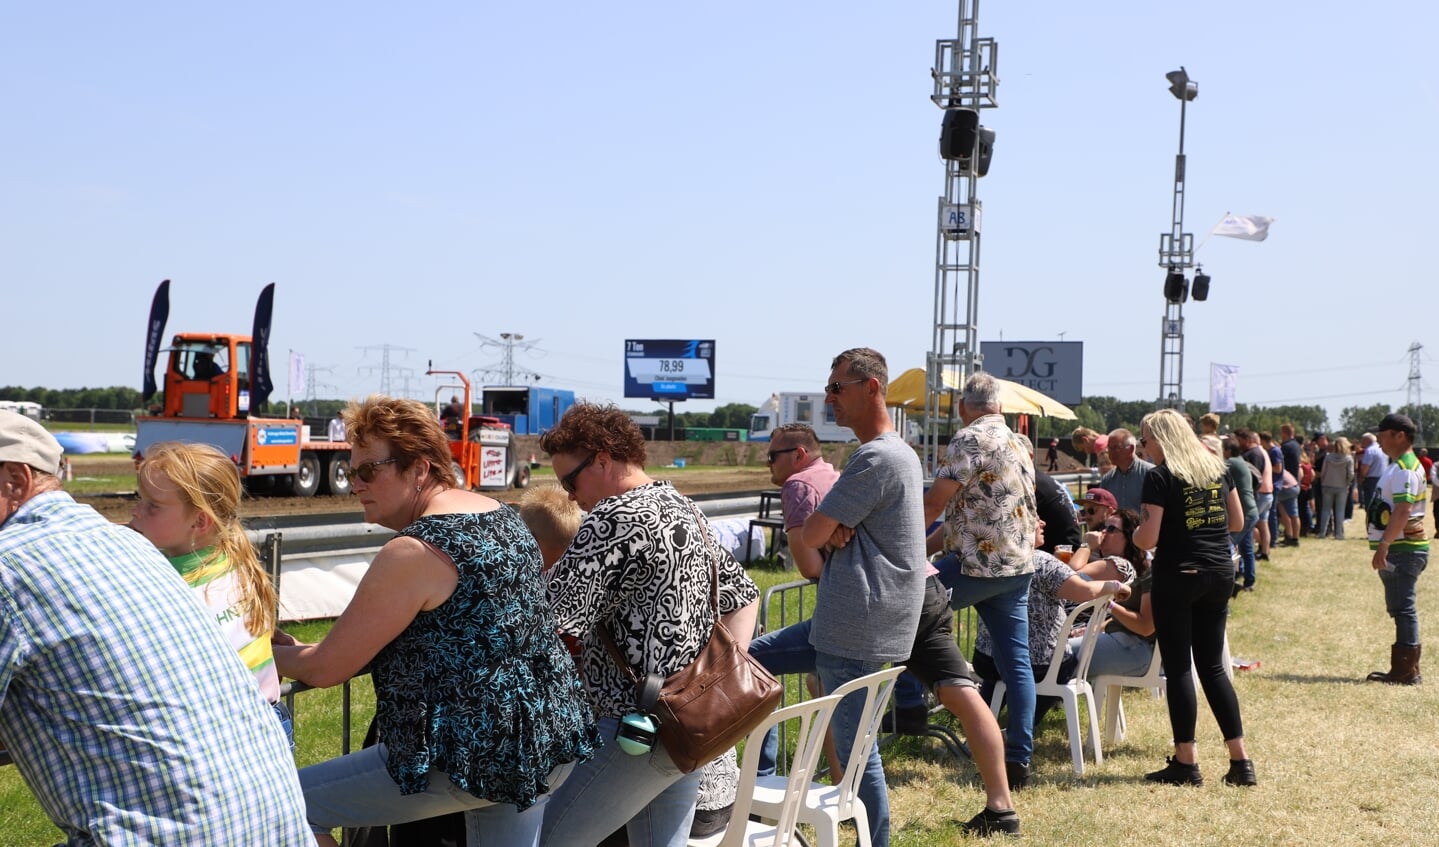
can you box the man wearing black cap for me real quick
[1365,413,1430,685]
[0,410,312,842]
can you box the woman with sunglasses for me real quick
[273,396,599,846]
[1134,408,1255,787]
[537,403,760,847]
[1069,509,1154,680]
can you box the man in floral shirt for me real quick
[924,371,1039,789]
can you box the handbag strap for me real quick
[597,496,721,707]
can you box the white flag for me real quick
[1211,214,1274,242]
[1210,363,1239,413]
[289,351,306,397]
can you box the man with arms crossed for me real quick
[757,349,1017,840]
[0,411,311,845]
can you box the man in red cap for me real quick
[1077,487,1118,532]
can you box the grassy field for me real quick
[3,529,1438,845]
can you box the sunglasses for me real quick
[767,447,799,465]
[1080,506,1105,516]
[351,457,397,483]
[1101,524,1123,534]
[560,453,596,494]
[823,378,867,395]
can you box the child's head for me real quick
[519,487,583,569]
[132,442,241,558]
[131,440,276,635]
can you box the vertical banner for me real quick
[142,279,171,403]
[1210,363,1239,413]
[250,283,276,411]
[289,351,306,399]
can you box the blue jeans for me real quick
[1379,549,1430,646]
[1231,513,1258,587]
[1254,492,1273,528]
[816,651,889,847]
[540,716,700,847]
[934,555,1035,765]
[748,620,818,776]
[1075,629,1155,680]
[300,743,573,847]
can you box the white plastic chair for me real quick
[747,666,903,847]
[1094,631,1233,746]
[990,597,1111,776]
[689,693,841,847]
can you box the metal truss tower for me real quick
[1157,68,1197,408]
[924,0,998,473]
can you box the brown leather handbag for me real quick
[599,507,781,773]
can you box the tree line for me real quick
[8,385,1430,446]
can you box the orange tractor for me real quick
[427,363,530,490]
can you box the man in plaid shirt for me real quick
[0,411,311,845]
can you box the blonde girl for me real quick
[131,442,282,709]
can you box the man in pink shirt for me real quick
[767,423,840,579]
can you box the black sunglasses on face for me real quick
[823,378,866,395]
[560,453,596,494]
[1101,524,1123,534]
[351,457,397,483]
[767,447,799,465]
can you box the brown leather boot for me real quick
[1366,644,1401,683]
[1368,644,1423,685]
[1397,644,1423,685]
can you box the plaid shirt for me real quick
[0,492,311,845]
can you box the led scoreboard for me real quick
[623,339,715,401]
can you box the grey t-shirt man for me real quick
[808,431,926,662]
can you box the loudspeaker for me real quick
[1164,270,1188,304]
[940,108,980,161]
[975,126,996,177]
[1192,271,1211,301]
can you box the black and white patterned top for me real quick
[546,481,761,719]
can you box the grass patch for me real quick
[4,530,1436,844]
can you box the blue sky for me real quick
[3,2,1434,429]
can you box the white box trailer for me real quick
[747,393,856,443]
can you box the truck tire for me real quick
[452,460,467,491]
[322,454,353,496]
[291,453,321,498]
[513,463,531,489]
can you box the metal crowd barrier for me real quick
[757,577,978,775]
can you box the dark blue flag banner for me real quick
[142,279,170,404]
[250,283,276,411]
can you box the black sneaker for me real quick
[1005,760,1031,791]
[1223,758,1257,787]
[1145,756,1203,786]
[961,807,1021,837]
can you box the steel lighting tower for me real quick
[925,0,998,473]
[1157,67,1197,409]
